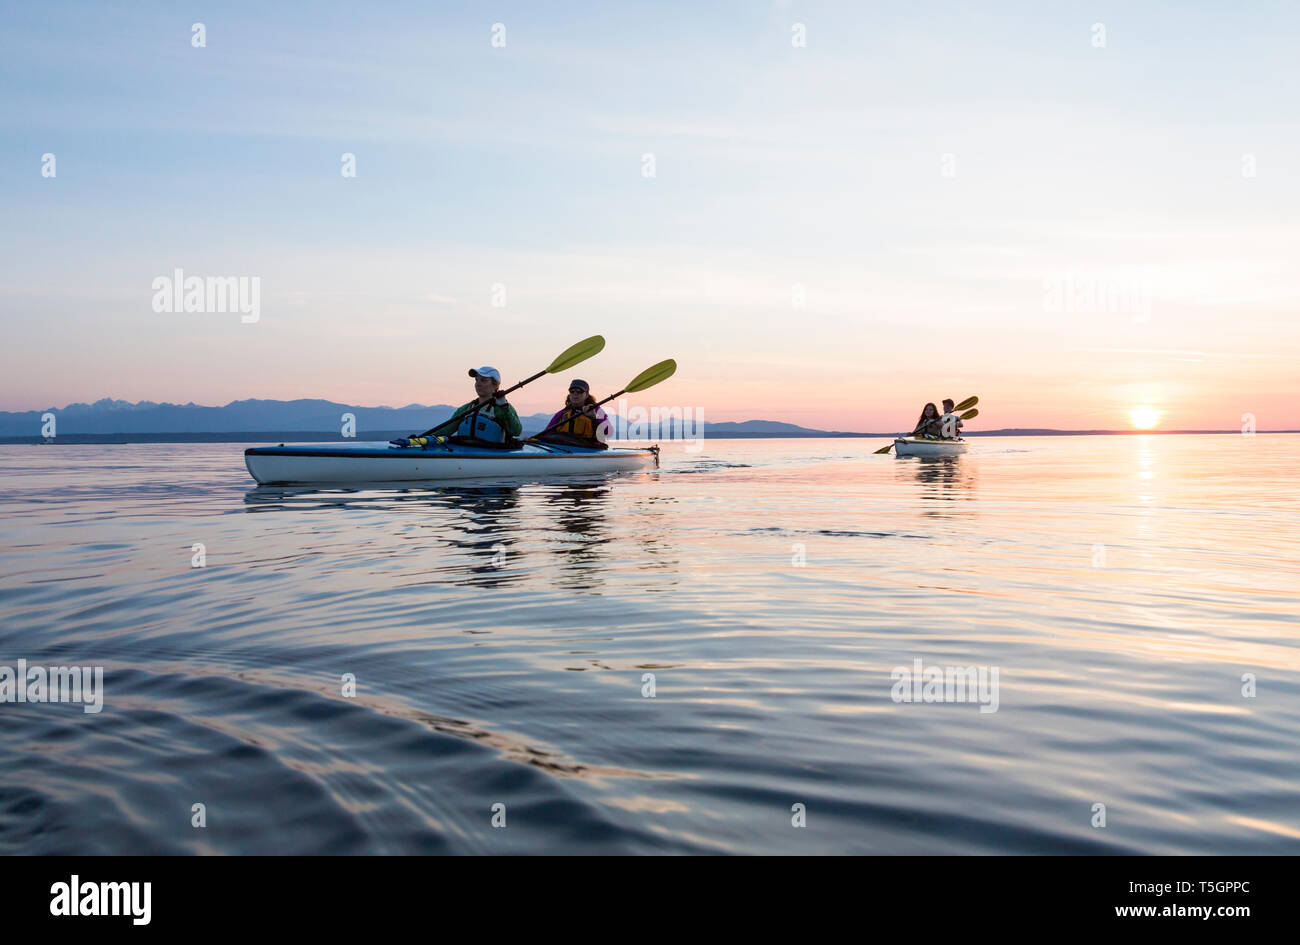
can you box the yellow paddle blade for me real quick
[624,358,677,393]
[960,408,979,420]
[873,443,894,454]
[954,395,978,412]
[547,335,606,373]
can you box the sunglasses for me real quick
[568,388,585,394]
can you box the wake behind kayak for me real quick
[244,440,659,485]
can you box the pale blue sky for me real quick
[3,1,1298,429]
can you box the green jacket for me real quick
[437,398,522,438]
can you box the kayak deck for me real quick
[244,440,659,485]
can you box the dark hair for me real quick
[915,402,940,429]
[942,398,955,409]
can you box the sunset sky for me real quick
[3,1,1298,431]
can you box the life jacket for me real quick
[455,401,508,444]
[915,417,942,437]
[553,407,602,441]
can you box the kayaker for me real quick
[392,367,523,448]
[445,367,524,445]
[540,379,611,448]
[912,403,942,437]
[938,398,964,439]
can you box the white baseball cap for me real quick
[468,366,501,382]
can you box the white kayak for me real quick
[244,440,659,485]
[892,436,969,457]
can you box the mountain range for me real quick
[1,399,1286,441]
[0,398,840,439]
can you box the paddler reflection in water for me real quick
[538,379,611,449]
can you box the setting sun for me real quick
[1129,405,1161,430]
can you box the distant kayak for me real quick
[245,440,659,484]
[892,436,969,457]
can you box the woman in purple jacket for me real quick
[544,379,611,447]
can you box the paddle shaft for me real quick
[530,358,676,440]
[417,369,550,438]
[412,335,607,439]
[500,369,547,398]
[531,387,626,440]
[911,400,977,435]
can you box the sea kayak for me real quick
[244,440,659,485]
[892,436,969,457]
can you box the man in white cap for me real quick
[394,366,523,447]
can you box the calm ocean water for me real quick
[1,435,1297,855]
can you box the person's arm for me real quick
[493,399,522,437]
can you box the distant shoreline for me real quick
[3,429,1295,445]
